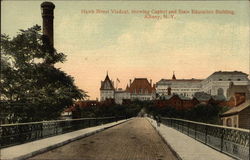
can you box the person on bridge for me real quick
[154,115,161,127]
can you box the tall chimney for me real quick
[41,2,55,47]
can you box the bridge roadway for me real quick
[29,118,178,160]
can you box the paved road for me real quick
[29,118,178,160]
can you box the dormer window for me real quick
[219,79,222,81]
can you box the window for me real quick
[226,118,232,127]
[237,79,241,81]
[219,79,222,81]
[217,88,224,96]
[228,79,231,81]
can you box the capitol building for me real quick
[100,74,155,104]
[100,71,250,104]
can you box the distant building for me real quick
[155,94,200,110]
[100,74,156,104]
[126,78,156,101]
[114,88,130,104]
[201,71,249,97]
[100,73,115,101]
[156,71,250,99]
[156,73,202,98]
[227,82,250,105]
[217,82,250,108]
[221,100,250,129]
[100,73,130,104]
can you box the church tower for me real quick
[172,71,176,80]
[100,72,115,101]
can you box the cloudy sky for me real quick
[2,1,249,99]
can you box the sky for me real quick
[1,0,250,99]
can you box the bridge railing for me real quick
[161,117,249,160]
[0,116,124,149]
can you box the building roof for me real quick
[221,100,250,117]
[100,74,115,90]
[178,94,192,100]
[211,71,248,76]
[162,95,173,100]
[157,78,203,85]
[127,78,155,94]
[211,95,226,101]
[159,78,203,82]
[160,94,191,100]
[193,92,225,101]
[156,78,203,88]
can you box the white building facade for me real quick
[201,71,249,97]
[156,71,250,99]
[114,89,130,104]
[156,79,202,98]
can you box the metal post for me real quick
[220,128,224,152]
[205,125,207,144]
[195,124,197,140]
[41,123,44,138]
[182,121,184,133]
[248,129,250,160]
[55,123,57,134]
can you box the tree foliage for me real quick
[72,101,144,119]
[144,103,229,124]
[1,25,86,123]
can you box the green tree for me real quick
[0,25,86,123]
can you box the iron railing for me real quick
[160,117,250,160]
[0,116,124,148]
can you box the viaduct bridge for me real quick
[1,116,249,160]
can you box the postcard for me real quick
[1,0,249,160]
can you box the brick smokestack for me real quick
[41,1,55,47]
